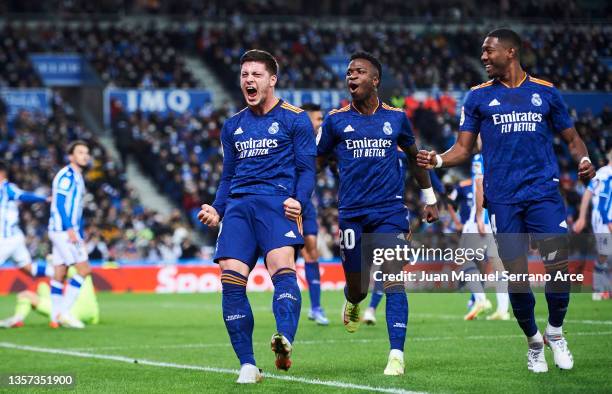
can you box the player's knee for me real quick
[538,235,569,273]
[78,265,92,277]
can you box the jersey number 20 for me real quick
[339,229,356,250]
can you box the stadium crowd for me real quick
[0,23,196,88]
[1,21,608,94]
[198,26,484,91]
[0,95,200,263]
[198,24,611,94]
[3,0,609,21]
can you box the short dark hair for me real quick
[240,49,279,76]
[487,28,522,56]
[0,160,7,173]
[67,140,88,155]
[300,103,321,112]
[350,51,382,80]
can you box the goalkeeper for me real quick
[0,267,99,328]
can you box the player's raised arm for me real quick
[7,183,47,204]
[416,131,477,169]
[417,89,481,169]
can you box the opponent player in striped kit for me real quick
[574,150,612,300]
[0,160,50,281]
[460,149,509,321]
[48,141,92,329]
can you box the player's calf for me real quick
[271,267,301,344]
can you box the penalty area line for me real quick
[0,342,424,394]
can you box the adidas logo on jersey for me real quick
[234,127,244,135]
[284,231,297,238]
[344,125,354,132]
[488,99,500,107]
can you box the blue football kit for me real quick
[460,75,573,259]
[213,99,316,368]
[212,100,316,268]
[317,101,415,273]
[459,74,575,336]
[318,100,414,352]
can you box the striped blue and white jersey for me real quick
[588,165,612,228]
[0,180,47,238]
[466,154,490,226]
[0,181,24,238]
[48,165,86,233]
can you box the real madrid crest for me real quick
[383,121,393,135]
[531,93,542,107]
[268,122,279,134]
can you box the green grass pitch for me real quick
[0,291,611,393]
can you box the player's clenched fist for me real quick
[577,159,595,182]
[416,150,438,169]
[283,198,301,221]
[422,204,439,223]
[198,204,220,227]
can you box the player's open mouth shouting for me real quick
[245,85,258,101]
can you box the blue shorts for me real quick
[214,195,304,269]
[339,205,410,273]
[487,194,568,261]
[302,200,318,236]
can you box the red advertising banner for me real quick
[0,263,348,295]
[0,260,594,295]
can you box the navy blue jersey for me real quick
[448,179,473,224]
[317,101,415,218]
[459,75,573,204]
[212,100,316,217]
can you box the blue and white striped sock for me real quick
[62,274,84,315]
[50,280,64,322]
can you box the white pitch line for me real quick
[66,330,612,352]
[0,342,423,394]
